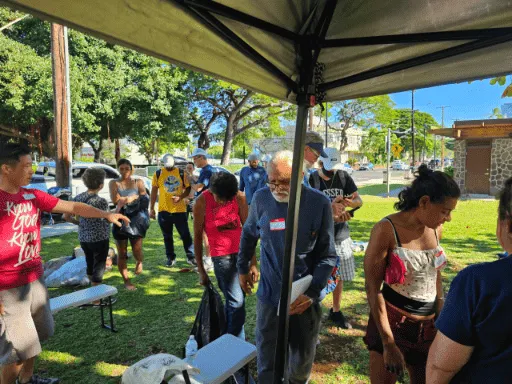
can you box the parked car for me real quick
[29,161,152,207]
[392,160,409,171]
[342,163,354,176]
[359,162,374,171]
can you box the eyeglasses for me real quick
[266,181,290,191]
[306,146,320,158]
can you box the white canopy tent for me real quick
[2,0,512,382]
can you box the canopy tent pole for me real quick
[273,36,316,382]
[273,100,309,384]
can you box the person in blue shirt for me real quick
[239,153,267,205]
[303,131,327,187]
[237,150,337,384]
[189,147,215,271]
[427,177,512,383]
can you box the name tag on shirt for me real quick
[23,193,36,200]
[270,218,286,231]
[434,250,447,270]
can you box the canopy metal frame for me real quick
[170,1,512,383]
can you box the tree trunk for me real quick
[198,131,210,149]
[89,139,103,162]
[220,120,235,165]
[115,138,121,164]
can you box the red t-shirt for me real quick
[203,190,242,257]
[0,188,59,290]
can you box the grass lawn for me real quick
[357,184,405,196]
[38,195,500,383]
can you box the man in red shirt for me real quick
[0,143,129,384]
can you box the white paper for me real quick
[277,275,313,315]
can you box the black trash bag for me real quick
[190,282,226,349]
[113,195,151,239]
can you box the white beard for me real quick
[303,160,313,170]
[271,191,289,203]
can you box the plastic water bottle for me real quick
[185,335,198,361]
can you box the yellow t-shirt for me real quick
[152,167,190,213]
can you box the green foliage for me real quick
[190,74,294,163]
[444,166,454,178]
[0,8,188,162]
[393,109,439,160]
[206,145,223,159]
[346,158,357,166]
[329,95,395,151]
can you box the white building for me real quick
[252,116,367,162]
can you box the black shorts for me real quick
[80,239,110,283]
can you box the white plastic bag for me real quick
[121,354,201,384]
[45,256,90,287]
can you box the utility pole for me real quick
[387,125,391,197]
[308,107,314,131]
[51,23,72,190]
[411,89,415,167]
[325,102,328,146]
[437,106,450,170]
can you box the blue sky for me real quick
[390,76,511,127]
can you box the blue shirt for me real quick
[196,164,214,196]
[239,166,267,204]
[237,186,337,308]
[436,256,512,383]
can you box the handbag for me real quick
[384,250,407,285]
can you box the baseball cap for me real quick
[189,148,208,158]
[306,142,327,158]
[319,148,343,171]
[161,154,175,168]
[248,153,260,161]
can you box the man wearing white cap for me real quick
[150,154,195,267]
[309,147,363,329]
[189,148,215,271]
[239,153,267,205]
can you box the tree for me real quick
[1,8,190,163]
[393,109,439,161]
[327,95,396,151]
[191,77,294,164]
[360,127,401,164]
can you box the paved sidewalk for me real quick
[378,187,406,197]
[41,222,78,239]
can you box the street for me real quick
[351,169,408,186]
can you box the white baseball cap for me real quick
[319,148,343,171]
[189,148,208,158]
[161,154,175,168]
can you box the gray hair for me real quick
[267,150,293,173]
[82,167,106,190]
[305,131,324,145]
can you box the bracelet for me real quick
[436,297,445,301]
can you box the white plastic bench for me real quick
[184,334,257,384]
[49,284,118,332]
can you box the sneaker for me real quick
[166,259,176,267]
[17,375,59,384]
[187,258,197,266]
[329,308,352,329]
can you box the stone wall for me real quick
[490,138,512,195]
[452,140,466,192]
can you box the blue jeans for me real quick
[256,299,322,384]
[157,211,194,262]
[212,254,246,337]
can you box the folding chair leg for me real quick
[182,370,192,384]
[100,297,117,332]
[244,364,249,384]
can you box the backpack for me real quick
[310,170,347,192]
[155,167,185,186]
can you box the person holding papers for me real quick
[237,150,337,384]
